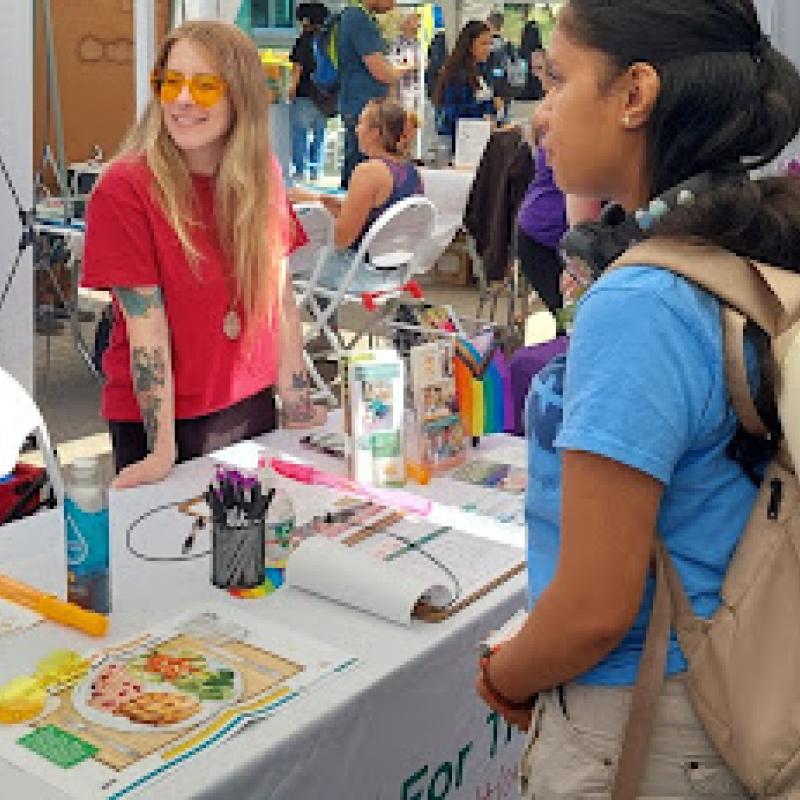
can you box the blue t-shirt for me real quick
[338,6,388,117]
[524,266,759,685]
[435,74,496,146]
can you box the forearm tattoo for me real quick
[115,287,164,317]
[283,371,314,424]
[132,346,166,451]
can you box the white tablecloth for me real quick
[0,427,528,799]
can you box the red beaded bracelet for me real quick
[479,646,537,712]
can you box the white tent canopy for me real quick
[756,0,800,163]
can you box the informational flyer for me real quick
[0,607,357,799]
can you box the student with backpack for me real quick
[474,1,800,798]
[289,3,329,181]
[335,0,409,189]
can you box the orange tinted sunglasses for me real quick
[150,69,226,108]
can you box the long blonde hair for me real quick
[117,20,279,328]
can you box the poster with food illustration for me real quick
[0,606,357,799]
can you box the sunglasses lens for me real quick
[158,70,185,102]
[190,75,224,108]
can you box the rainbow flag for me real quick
[454,336,512,437]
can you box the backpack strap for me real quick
[612,540,708,800]
[610,238,788,337]
[610,238,790,437]
[611,550,671,800]
[722,307,771,438]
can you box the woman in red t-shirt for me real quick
[82,20,324,489]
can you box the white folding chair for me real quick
[0,367,63,507]
[296,196,436,398]
[289,203,336,402]
[290,202,334,296]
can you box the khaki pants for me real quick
[518,678,751,799]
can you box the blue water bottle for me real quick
[64,457,111,613]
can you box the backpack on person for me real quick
[310,12,341,116]
[607,238,800,799]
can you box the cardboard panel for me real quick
[33,0,171,171]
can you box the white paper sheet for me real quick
[285,537,443,626]
[0,598,41,637]
[454,119,492,168]
[285,514,524,626]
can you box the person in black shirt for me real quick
[518,20,544,101]
[289,3,329,181]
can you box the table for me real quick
[0,427,528,799]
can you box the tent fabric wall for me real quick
[0,0,33,392]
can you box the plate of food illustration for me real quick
[72,646,243,733]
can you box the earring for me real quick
[622,114,632,128]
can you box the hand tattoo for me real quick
[115,287,164,317]
[132,346,165,451]
[291,371,311,390]
[282,391,314,424]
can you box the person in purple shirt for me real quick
[516,145,568,328]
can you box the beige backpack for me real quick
[607,238,800,799]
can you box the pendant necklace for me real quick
[222,306,241,341]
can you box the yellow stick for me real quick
[0,574,108,637]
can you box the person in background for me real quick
[393,13,422,113]
[292,99,423,292]
[433,21,502,150]
[425,30,448,102]
[485,10,512,106]
[516,61,567,330]
[522,46,546,103]
[338,0,408,189]
[289,2,329,182]
[516,146,568,331]
[518,17,545,102]
[475,0,800,797]
[82,21,324,489]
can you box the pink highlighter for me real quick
[270,459,432,517]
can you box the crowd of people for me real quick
[79,1,800,797]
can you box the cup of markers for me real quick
[206,470,272,590]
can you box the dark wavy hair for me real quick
[562,0,800,475]
[560,0,800,273]
[433,20,490,107]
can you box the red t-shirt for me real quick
[81,157,307,421]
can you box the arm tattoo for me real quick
[115,287,164,317]
[291,371,311,390]
[283,371,314,423]
[131,346,166,451]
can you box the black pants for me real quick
[110,386,277,474]
[516,229,564,319]
[341,114,365,190]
